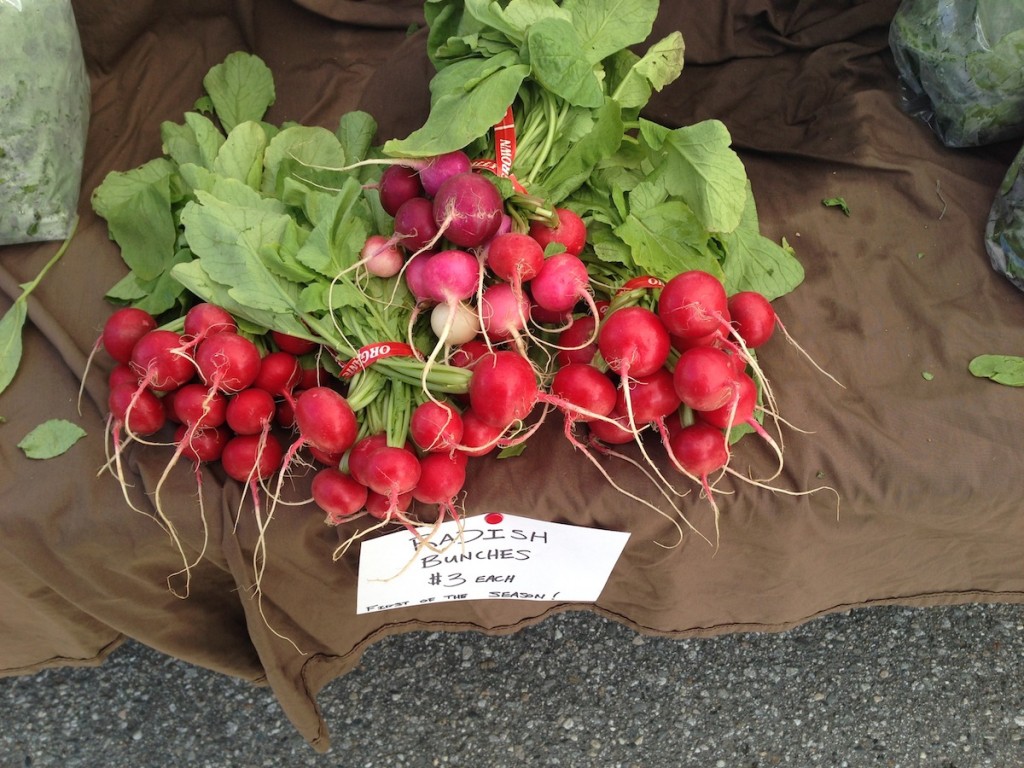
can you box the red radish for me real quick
[253,351,301,398]
[194,332,262,394]
[597,306,671,379]
[394,197,440,252]
[727,290,776,348]
[378,164,424,216]
[449,338,491,369]
[587,406,636,445]
[308,444,344,468]
[698,372,759,430]
[293,387,358,455]
[220,433,284,483]
[486,232,544,288]
[276,397,296,429]
[101,307,157,365]
[417,150,472,197]
[412,451,467,506]
[549,363,617,423]
[359,234,405,278]
[183,302,236,341]
[555,315,598,366]
[529,303,573,325]
[658,270,729,340]
[171,382,228,429]
[616,367,680,426]
[667,422,729,500]
[297,365,328,391]
[347,433,390,486]
[672,346,738,412]
[366,490,414,519]
[129,329,195,393]
[226,388,277,436]
[410,400,464,453]
[362,445,421,512]
[479,282,530,342]
[530,252,592,315]
[468,350,538,428]
[271,330,316,356]
[174,424,229,464]
[108,363,140,389]
[108,382,166,436]
[312,468,369,523]
[431,172,504,249]
[528,208,587,256]
[458,407,507,456]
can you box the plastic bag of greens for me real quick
[889,0,1024,148]
[985,141,1024,292]
[0,0,90,246]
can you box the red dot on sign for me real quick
[485,513,504,525]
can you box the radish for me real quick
[183,302,236,341]
[529,252,592,315]
[226,387,277,436]
[403,250,435,303]
[420,249,483,371]
[549,363,617,423]
[698,372,757,430]
[586,406,636,445]
[431,172,504,249]
[171,382,228,429]
[449,338,491,369]
[108,381,166,436]
[597,306,671,379]
[430,301,480,346]
[667,422,729,505]
[271,330,317,356]
[108,363,140,390]
[347,433,390,486]
[616,367,680,427]
[672,346,738,412]
[221,433,284,483]
[378,164,424,216]
[174,424,229,464]
[412,451,467,522]
[394,197,441,252]
[479,282,530,343]
[417,150,472,197]
[359,234,405,278]
[528,208,587,257]
[292,387,358,456]
[101,307,157,365]
[366,490,414,520]
[361,444,422,518]
[555,315,598,366]
[468,350,538,428]
[129,329,195,393]
[253,351,301,398]
[194,331,262,394]
[312,467,369,523]
[658,270,729,340]
[727,290,776,349]
[485,232,544,291]
[458,407,507,456]
[410,400,464,454]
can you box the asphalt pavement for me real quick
[3,602,1024,767]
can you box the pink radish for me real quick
[587,406,636,445]
[431,172,504,249]
[417,150,472,197]
[359,234,405,278]
[658,270,729,340]
[412,452,468,521]
[698,372,757,430]
[362,444,422,516]
[530,252,592,315]
[479,282,530,342]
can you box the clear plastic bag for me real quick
[0,0,90,245]
[889,0,1024,148]
[985,141,1024,292]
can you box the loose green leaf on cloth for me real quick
[968,354,1024,386]
[18,419,87,459]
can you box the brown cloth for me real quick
[2,0,1023,753]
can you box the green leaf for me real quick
[214,121,268,190]
[526,18,605,108]
[609,31,685,109]
[536,99,624,204]
[160,112,225,170]
[614,200,724,280]
[384,58,530,157]
[968,354,1024,386]
[263,124,349,198]
[18,419,87,460]
[202,52,276,134]
[335,111,378,166]
[90,158,179,282]
[562,0,659,64]
[642,119,749,234]
[0,300,28,397]
[503,0,570,31]
[822,197,851,216]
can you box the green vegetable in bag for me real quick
[0,0,90,245]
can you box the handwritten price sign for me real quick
[356,513,630,615]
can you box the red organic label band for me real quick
[616,276,666,295]
[339,342,416,379]
[493,105,517,177]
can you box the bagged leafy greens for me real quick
[889,0,1024,148]
[985,140,1024,292]
[0,0,90,245]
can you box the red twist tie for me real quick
[339,342,416,379]
[615,275,666,296]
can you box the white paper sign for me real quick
[356,512,630,615]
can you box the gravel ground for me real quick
[3,603,1024,767]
